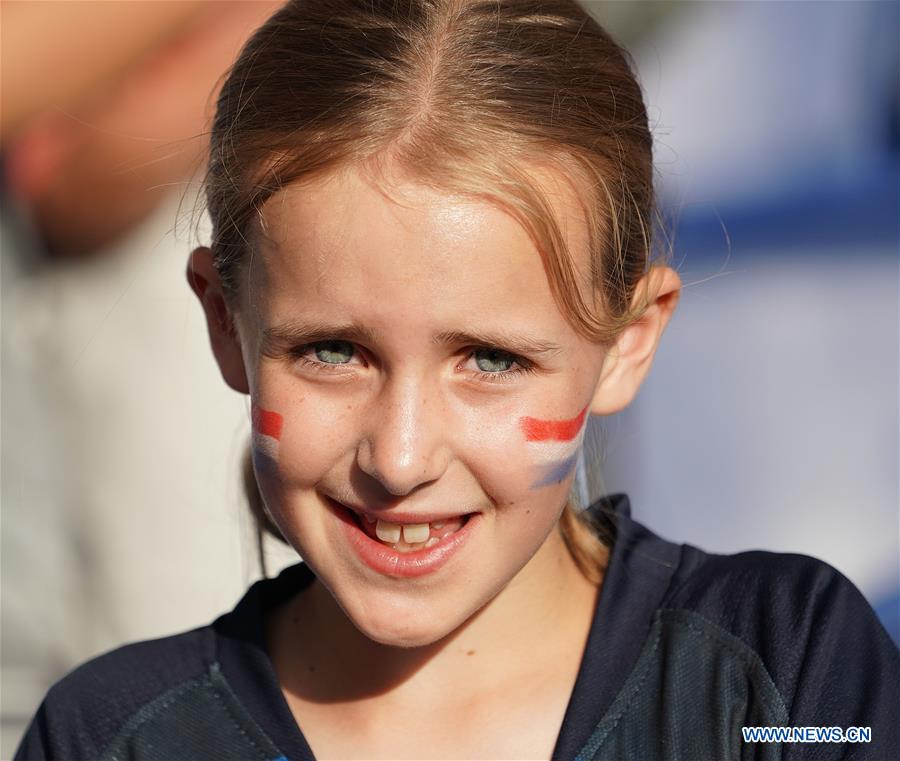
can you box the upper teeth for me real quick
[375,519,430,544]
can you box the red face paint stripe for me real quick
[251,403,283,439]
[521,403,589,442]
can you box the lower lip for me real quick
[328,498,480,579]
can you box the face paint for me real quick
[521,403,589,489]
[251,402,283,474]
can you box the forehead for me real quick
[245,162,590,338]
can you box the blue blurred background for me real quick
[586,0,899,650]
[3,1,898,756]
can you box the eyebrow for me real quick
[433,329,562,358]
[261,321,562,358]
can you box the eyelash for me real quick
[288,342,537,385]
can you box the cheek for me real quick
[519,402,589,490]
[251,396,354,494]
[250,402,283,481]
[468,401,589,512]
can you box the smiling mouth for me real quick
[342,505,473,553]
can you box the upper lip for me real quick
[332,498,477,525]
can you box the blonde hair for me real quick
[205,0,669,584]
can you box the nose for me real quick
[356,374,452,497]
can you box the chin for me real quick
[340,588,469,649]
[362,622,449,649]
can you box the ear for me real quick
[590,266,681,416]
[186,246,250,394]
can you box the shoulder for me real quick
[663,547,900,755]
[666,546,869,619]
[15,626,215,761]
[13,564,305,761]
[663,547,893,659]
[588,500,900,759]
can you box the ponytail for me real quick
[558,497,612,586]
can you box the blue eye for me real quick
[312,340,354,364]
[473,348,515,373]
[467,347,535,384]
[290,340,358,371]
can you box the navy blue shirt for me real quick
[15,494,900,760]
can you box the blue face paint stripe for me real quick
[251,447,279,476]
[530,451,579,488]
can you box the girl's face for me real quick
[233,162,609,647]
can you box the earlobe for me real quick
[186,246,250,394]
[589,266,681,416]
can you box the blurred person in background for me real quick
[1,3,281,755]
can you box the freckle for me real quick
[307,664,316,673]
[466,650,475,656]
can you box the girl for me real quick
[16,1,900,760]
